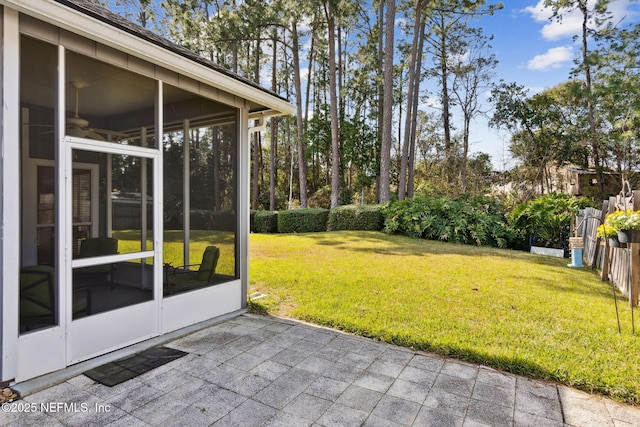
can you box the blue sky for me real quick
[114,0,639,170]
[462,0,640,169]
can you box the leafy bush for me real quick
[278,208,329,233]
[308,186,332,209]
[257,187,289,211]
[382,195,512,248]
[254,211,279,233]
[508,193,592,249]
[309,185,352,209]
[328,205,384,231]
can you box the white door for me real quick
[66,138,162,364]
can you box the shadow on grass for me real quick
[307,230,552,261]
[247,306,639,405]
[510,270,618,301]
[258,231,619,304]
[307,231,606,285]
[113,229,235,244]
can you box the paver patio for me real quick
[3,313,640,426]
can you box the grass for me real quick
[112,230,236,276]
[248,230,640,405]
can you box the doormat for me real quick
[84,346,188,387]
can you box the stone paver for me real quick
[5,313,640,426]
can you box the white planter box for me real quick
[530,246,565,258]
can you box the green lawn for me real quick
[112,230,236,276]
[248,231,640,405]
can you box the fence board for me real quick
[580,201,638,305]
[610,247,632,299]
[580,207,603,268]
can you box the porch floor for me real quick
[5,314,640,426]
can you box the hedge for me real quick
[328,205,384,231]
[254,211,279,233]
[250,210,256,232]
[278,208,329,233]
[190,209,236,231]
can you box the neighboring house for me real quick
[0,0,293,384]
[503,165,622,198]
[557,166,621,198]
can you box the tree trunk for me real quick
[579,2,605,199]
[338,24,344,127]
[379,0,396,203]
[326,1,341,208]
[376,0,384,203]
[251,36,262,210]
[213,129,222,210]
[438,14,453,185]
[304,22,316,133]
[292,20,308,208]
[252,131,261,210]
[269,31,278,211]
[407,19,425,199]
[269,117,278,211]
[399,0,423,200]
[461,113,470,193]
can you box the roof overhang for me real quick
[1,0,295,118]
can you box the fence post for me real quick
[630,191,640,307]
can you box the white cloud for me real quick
[300,67,309,83]
[523,0,587,41]
[447,50,470,67]
[522,0,553,24]
[523,0,638,41]
[420,96,442,110]
[260,69,273,88]
[396,17,409,30]
[298,15,313,33]
[527,46,574,71]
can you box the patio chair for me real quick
[78,237,118,262]
[20,265,91,331]
[165,246,220,294]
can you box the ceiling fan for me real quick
[65,81,129,141]
[33,81,129,141]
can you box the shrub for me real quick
[190,209,235,231]
[308,186,332,209]
[508,193,591,249]
[208,210,236,231]
[249,210,259,233]
[328,205,384,231]
[308,186,354,209]
[382,195,512,248]
[190,209,210,229]
[254,211,279,233]
[278,208,329,233]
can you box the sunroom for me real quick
[0,0,293,383]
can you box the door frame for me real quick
[64,136,163,364]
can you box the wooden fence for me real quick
[578,193,640,307]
